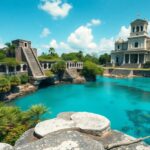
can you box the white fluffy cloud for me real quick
[117,26,130,40]
[40,27,51,38]
[0,39,5,49]
[40,21,138,55]
[86,19,101,27]
[42,39,58,49]
[39,0,72,19]
[67,26,97,51]
[98,38,114,54]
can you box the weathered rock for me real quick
[0,143,13,150]
[57,112,75,120]
[15,128,38,147]
[15,130,105,150]
[71,112,110,136]
[98,130,150,150]
[34,118,76,137]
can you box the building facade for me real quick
[111,19,150,68]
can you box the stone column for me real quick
[123,54,125,64]
[143,54,146,64]
[129,54,131,64]
[14,66,17,74]
[5,65,9,75]
[137,54,139,64]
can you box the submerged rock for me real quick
[0,143,13,150]
[15,130,104,150]
[34,118,76,137]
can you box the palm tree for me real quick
[49,47,55,56]
[27,104,48,123]
[5,42,16,57]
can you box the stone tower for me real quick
[128,19,149,51]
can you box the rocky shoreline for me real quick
[0,112,149,150]
[5,84,37,102]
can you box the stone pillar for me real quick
[129,54,131,64]
[143,54,146,64]
[123,54,125,64]
[137,54,139,64]
[5,65,9,75]
[47,63,49,69]
[14,66,17,74]
[20,64,23,72]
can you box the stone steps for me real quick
[22,48,45,78]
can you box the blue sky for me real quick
[0,0,150,55]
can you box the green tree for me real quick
[49,47,55,55]
[82,61,103,81]
[10,76,21,87]
[51,61,66,81]
[99,53,111,65]
[0,78,11,93]
[0,103,48,145]
[19,74,29,84]
[5,42,16,58]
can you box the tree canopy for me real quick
[0,103,48,145]
[82,61,103,81]
[99,53,111,65]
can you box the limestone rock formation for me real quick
[15,130,105,150]
[71,112,110,136]
[34,118,76,137]
[0,143,13,150]
[0,112,149,150]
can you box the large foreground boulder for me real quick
[15,130,105,150]
[71,112,110,136]
[0,143,13,150]
[15,129,38,147]
[34,118,76,137]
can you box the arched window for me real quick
[136,26,139,32]
[132,27,135,32]
[16,65,21,71]
[135,42,138,48]
[141,26,143,32]
[44,63,47,69]
[23,64,27,71]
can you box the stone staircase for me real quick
[111,69,133,77]
[65,69,80,79]
[22,47,45,79]
[120,63,141,68]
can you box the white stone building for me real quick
[111,19,150,68]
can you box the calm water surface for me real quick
[11,76,150,140]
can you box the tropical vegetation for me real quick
[51,61,66,81]
[82,61,104,81]
[0,103,48,145]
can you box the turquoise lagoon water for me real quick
[11,76,150,140]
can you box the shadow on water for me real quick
[122,109,150,144]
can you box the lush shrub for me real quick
[51,61,66,81]
[0,78,11,93]
[0,103,48,145]
[44,70,54,77]
[82,61,103,81]
[10,76,21,87]
[19,74,29,84]
[143,61,150,68]
[99,53,111,65]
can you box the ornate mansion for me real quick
[111,19,150,68]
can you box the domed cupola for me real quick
[130,19,148,37]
